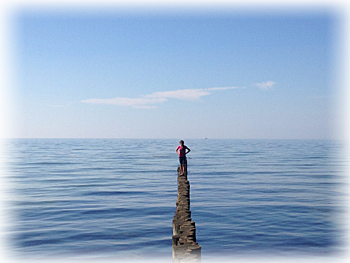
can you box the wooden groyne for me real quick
[172,162,201,262]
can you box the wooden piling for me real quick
[172,161,201,262]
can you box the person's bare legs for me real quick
[180,164,184,175]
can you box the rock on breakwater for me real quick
[172,162,201,262]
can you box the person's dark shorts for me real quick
[179,156,187,165]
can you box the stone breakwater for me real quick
[172,163,201,262]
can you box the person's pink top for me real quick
[177,145,186,157]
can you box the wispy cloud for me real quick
[255,81,276,90]
[82,97,167,109]
[82,86,240,109]
[145,89,211,101]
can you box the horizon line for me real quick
[0,137,339,141]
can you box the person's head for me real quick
[179,140,184,146]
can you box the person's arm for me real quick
[185,147,191,155]
[176,146,180,155]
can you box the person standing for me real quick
[176,140,191,176]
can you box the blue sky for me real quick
[11,6,340,139]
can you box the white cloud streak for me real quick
[145,89,210,100]
[82,97,167,107]
[82,86,241,109]
[256,81,276,90]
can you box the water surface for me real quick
[3,139,346,261]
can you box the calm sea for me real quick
[1,139,348,262]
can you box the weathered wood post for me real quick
[172,160,201,262]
